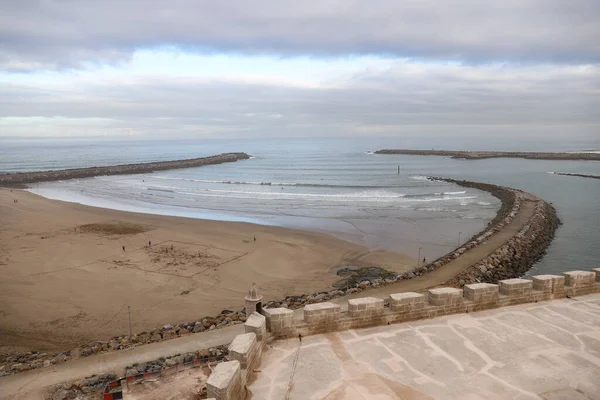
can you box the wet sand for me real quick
[0,188,413,353]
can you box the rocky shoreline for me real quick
[552,172,600,180]
[0,178,561,377]
[0,152,251,186]
[374,149,600,161]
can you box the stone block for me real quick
[532,275,565,294]
[206,360,241,400]
[428,287,463,306]
[463,283,499,302]
[244,312,266,341]
[593,268,600,282]
[348,297,384,318]
[563,271,595,287]
[389,292,426,311]
[499,278,532,296]
[228,333,257,369]
[262,308,293,332]
[304,302,340,323]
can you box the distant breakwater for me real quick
[0,152,251,186]
[552,172,600,180]
[374,149,600,161]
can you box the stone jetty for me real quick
[0,152,251,186]
[374,149,600,161]
[552,172,600,180]
[428,178,560,285]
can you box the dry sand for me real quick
[0,188,413,354]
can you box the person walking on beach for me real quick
[422,257,426,265]
[122,245,126,251]
[148,240,151,247]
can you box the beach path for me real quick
[0,324,244,399]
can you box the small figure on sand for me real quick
[122,245,126,251]
[253,236,256,242]
[298,333,302,342]
[148,240,152,247]
[422,257,426,265]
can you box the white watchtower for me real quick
[245,283,263,316]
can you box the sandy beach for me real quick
[0,188,413,354]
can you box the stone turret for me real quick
[245,283,263,316]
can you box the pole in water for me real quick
[397,165,400,175]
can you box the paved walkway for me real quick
[252,294,600,400]
[0,324,244,399]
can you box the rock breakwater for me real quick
[0,152,251,186]
[374,149,600,161]
[552,172,600,180]
[429,178,560,285]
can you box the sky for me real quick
[0,0,599,140]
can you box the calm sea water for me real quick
[1,137,599,275]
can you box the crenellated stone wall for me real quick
[263,268,600,339]
[206,312,267,400]
[79,268,596,400]
[207,268,599,399]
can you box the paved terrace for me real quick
[250,293,600,400]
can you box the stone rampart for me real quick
[263,268,600,339]
[206,312,267,400]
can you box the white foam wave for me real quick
[409,175,430,181]
[477,201,491,206]
[173,188,476,204]
[152,176,299,186]
[443,191,466,195]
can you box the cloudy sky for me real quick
[1,0,598,140]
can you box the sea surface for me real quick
[1,136,599,275]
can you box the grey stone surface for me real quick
[206,360,240,390]
[249,294,600,400]
[564,270,596,287]
[228,333,256,355]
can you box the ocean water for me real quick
[1,137,599,274]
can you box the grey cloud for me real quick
[1,0,599,71]
[1,64,598,138]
